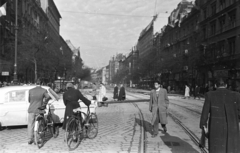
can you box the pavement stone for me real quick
[136,102,202,153]
[0,103,142,153]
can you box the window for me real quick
[228,37,236,55]
[210,21,216,36]
[203,9,207,19]
[7,90,26,102]
[219,0,226,10]
[203,27,207,39]
[219,15,225,33]
[218,40,225,57]
[228,10,236,28]
[209,43,216,58]
[229,0,235,5]
[211,2,216,16]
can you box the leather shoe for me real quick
[163,127,167,132]
[28,140,34,145]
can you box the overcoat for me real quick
[118,87,126,101]
[62,88,91,129]
[113,86,118,99]
[28,86,50,114]
[184,86,190,97]
[200,88,240,153]
[149,88,169,125]
[98,85,106,102]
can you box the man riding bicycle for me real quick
[62,83,91,134]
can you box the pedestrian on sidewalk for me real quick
[91,82,97,100]
[113,84,118,101]
[167,85,171,93]
[200,78,240,153]
[118,84,126,101]
[149,81,169,137]
[98,82,107,102]
[27,80,51,145]
[183,84,190,99]
[194,84,200,100]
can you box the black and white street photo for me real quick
[0,0,240,153]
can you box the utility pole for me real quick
[13,0,18,83]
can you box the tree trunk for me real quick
[34,58,37,83]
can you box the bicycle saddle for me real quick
[38,106,46,110]
[73,107,81,113]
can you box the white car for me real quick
[0,85,97,129]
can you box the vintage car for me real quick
[0,85,96,129]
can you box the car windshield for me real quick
[48,88,60,101]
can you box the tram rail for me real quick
[169,113,208,153]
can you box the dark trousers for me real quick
[152,109,166,135]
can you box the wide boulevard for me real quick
[0,88,205,153]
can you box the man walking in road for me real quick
[28,80,51,144]
[149,81,169,137]
[113,84,118,101]
[118,84,126,101]
[200,78,240,153]
[194,84,200,100]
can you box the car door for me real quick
[2,89,28,126]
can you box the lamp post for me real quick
[13,0,18,83]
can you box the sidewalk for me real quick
[125,87,205,101]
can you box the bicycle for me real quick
[65,106,98,151]
[34,103,61,149]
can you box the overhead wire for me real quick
[59,10,168,18]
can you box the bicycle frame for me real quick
[34,104,56,132]
[68,106,91,133]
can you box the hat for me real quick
[50,105,55,110]
[66,83,74,88]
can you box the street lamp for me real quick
[13,0,18,83]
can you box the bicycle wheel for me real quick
[65,117,82,151]
[34,119,45,149]
[48,117,59,138]
[86,113,98,139]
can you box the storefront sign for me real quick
[2,71,9,76]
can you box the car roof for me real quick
[0,85,59,103]
[0,85,50,92]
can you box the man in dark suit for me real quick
[149,81,169,137]
[28,80,51,144]
[118,84,126,101]
[200,78,240,153]
[62,83,91,131]
[113,84,118,101]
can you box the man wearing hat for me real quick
[62,82,91,130]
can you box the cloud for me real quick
[54,0,186,68]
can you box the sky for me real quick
[54,0,194,69]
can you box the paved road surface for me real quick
[0,89,204,153]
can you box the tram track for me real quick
[108,89,209,153]
[169,112,208,153]
[170,102,202,115]
[132,102,146,153]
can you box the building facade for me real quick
[0,0,68,84]
[197,0,240,90]
[0,0,50,83]
[157,1,198,91]
[108,53,125,83]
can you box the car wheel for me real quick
[0,122,2,131]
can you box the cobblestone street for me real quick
[0,103,142,153]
